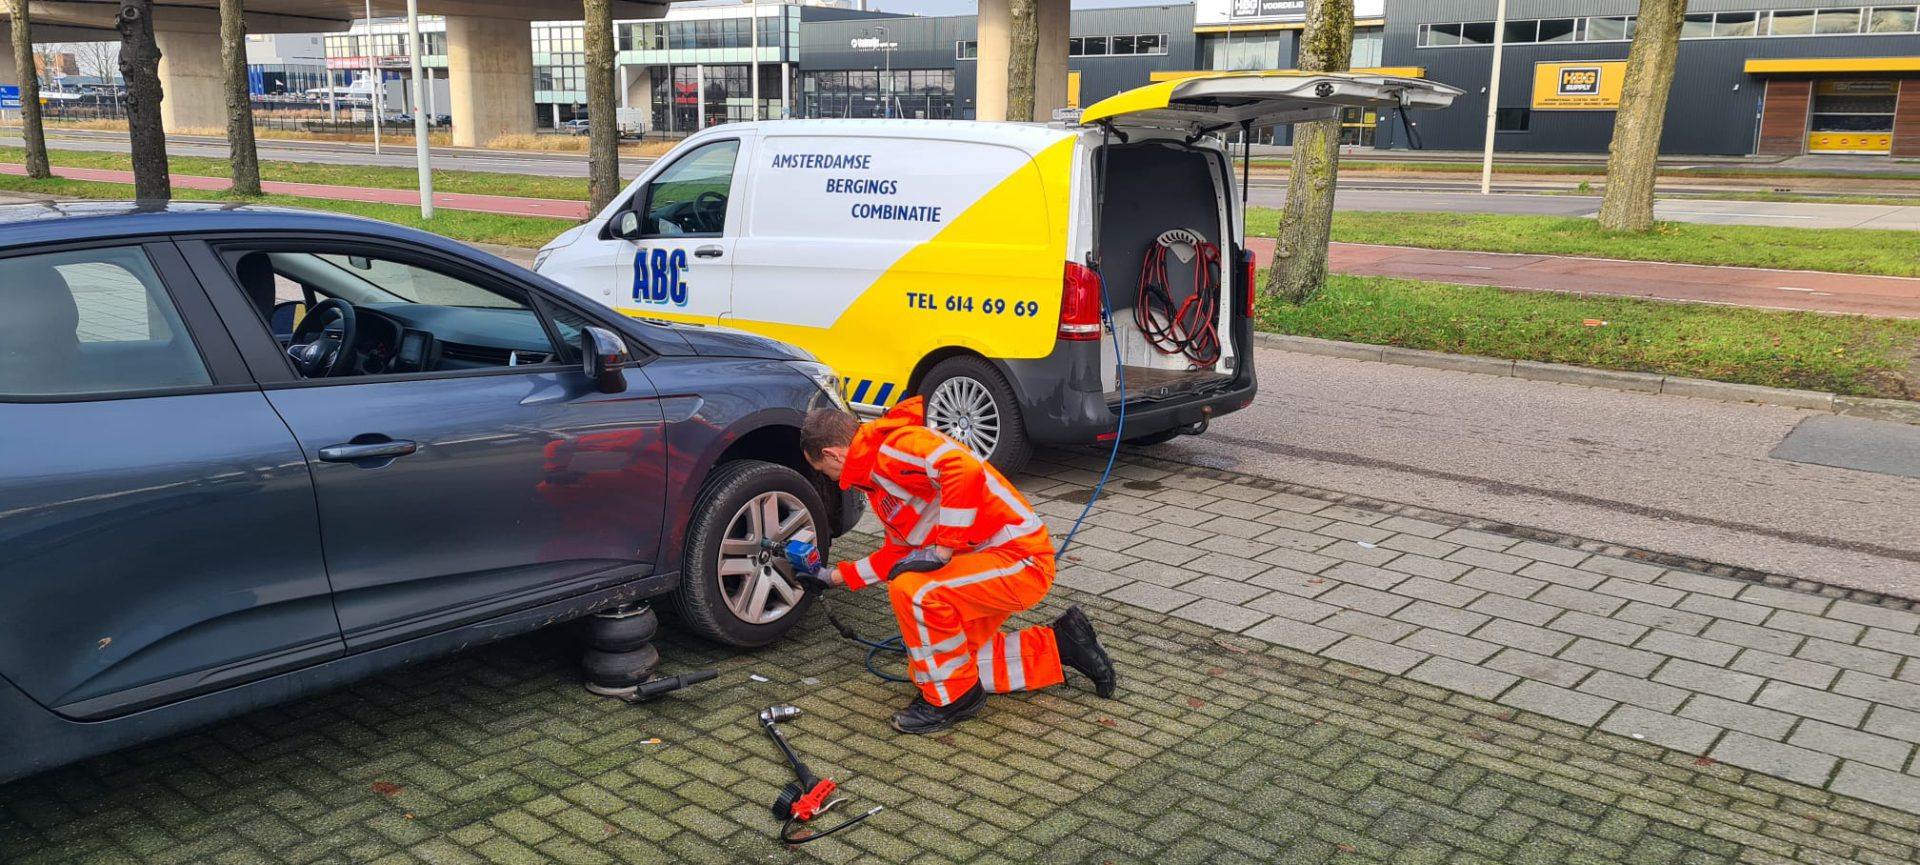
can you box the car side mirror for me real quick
[580,326,630,394]
[612,210,643,240]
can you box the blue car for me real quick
[0,202,859,783]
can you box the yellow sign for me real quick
[1532,61,1628,110]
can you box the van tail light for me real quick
[1240,247,1258,317]
[1060,261,1104,341]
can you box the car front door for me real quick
[0,241,341,720]
[613,137,743,323]
[183,238,671,651]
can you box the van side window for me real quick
[637,139,739,237]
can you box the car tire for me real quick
[582,643,661,689]
[920,355,1031,475]
[672,460,825,648]
[1123,428,1183,447]
[585,604,659,653]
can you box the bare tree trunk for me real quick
[1006,0,1036,122]
[116,0,169,200]
[1598,0,1686,232]
[1266,0,1352,304]
[583,0,619,213]
[8,0,50,179]
[220,0,260,196]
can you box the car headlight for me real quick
[789,361,851,413]
[532,247,553,272]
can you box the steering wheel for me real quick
[287,298,358,378]
[692,190,727,233]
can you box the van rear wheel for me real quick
[921,356,1031,475]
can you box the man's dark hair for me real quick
[801,409,860,459]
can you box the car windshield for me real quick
[302,253,522,308]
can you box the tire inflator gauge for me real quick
[758,704,882,844]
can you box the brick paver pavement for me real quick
[4,451,1919,864]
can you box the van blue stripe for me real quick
[851,380,872,403]
[874,383,894,405]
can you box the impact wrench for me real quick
[758,704,882,844]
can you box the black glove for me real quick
[796,573,831,594]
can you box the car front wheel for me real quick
[673,460,825,647]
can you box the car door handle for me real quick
[318,440,419,462]
[693,245,724,259]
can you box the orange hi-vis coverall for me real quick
[834,397,1065,707]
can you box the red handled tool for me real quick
[758,704,881,843]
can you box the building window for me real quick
[956,40,977,60]
[1351,30,1383,67]
[1681,13,1715,39]
[1713,12,1760,37]
[1872,6,1919,31]
[1538,18,1577,42]
[1080,36,1109,56]
[1199,32,1283,70]
[1496,107,1530,132]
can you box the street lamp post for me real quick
[364,0,381,155]
[875,25,890,118]
[406,0,433,217]
[1480,0,1509,195]
[749,0,759,121]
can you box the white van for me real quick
[535,72,1459,471]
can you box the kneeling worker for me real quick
[799,398,1117,734]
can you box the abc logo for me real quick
[1558,67,1602,96]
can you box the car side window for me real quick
[221,248,564,382]
[0,247,212,398]
[639,139,740,237]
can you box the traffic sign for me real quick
[0,86,20,110]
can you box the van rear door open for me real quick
[1079,72,1462,132]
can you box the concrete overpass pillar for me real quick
[446,16,533,147]
[156,31,226,133]
[1034,0,1068,121]
[975,0,1008,122]
[1,31,16,87]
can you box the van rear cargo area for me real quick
[1093,140,1239,407]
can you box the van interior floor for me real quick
[1109,365,1234,403]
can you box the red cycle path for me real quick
[10,162,1915,318]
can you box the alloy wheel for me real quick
[716,491,814,625]
[927,376,1001,457]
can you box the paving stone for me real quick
[1321,562,1410,592]
[1756,681,1872,727]
[1634,630,1739,667]
[1788,721,1914,771]
[1484,649,1593,689]
[1139,504,1215,527]
[1383,554,1472,583]
[1246,592,1340,624]
[1737,585,1833,616]
[1652,659,1765,702]
[1392,600,1492,637]
[1374,516,1452,538]
[1548,611,1648,646]
[1826,602,1920,635]
[1457,569,1549,601]
[1765,610,1866,644]
[1559,640,1665,678]
[1406,657,1519,700]
[1321,542,1402,567]
[1177,576,1268,606]
[1500,680,1615,726]
[1314,504,1391,526]
[1194,515,1275,541]
[1465,593,1560,628]
[1593,578,1685,607]
[1613,602,1713,636]
[1861,627,1920,657]
[1060,526,1144,552]
[1201,497,1277,520]
[1248,567,1336,597]
[1139,522,1217,547]
[1701,620,1804,656]
[1578,671,1690,713]
[1472,620,1574,658]
[1378,533,1461,559]
[1319,522,1396,547]
[1320,584,1413,617]
[1058,545,1141,573]
[1103,582,1199,613]
[1577,557,1666,582]
[1055,566,1131,596]
[1731,649,1842,689]
[1678,595,1774,626]
[1168,599,1270,634]
[1831,763,1920,815]
[1507,541,1589,568]
[1864,705,1920,744]
[1255,508,1332,533]
[1322,636,1428,675]
[1709,733,1838,788]
[1600,706,1723,754]
[1390,576,1483,608]
[1127,538,1209,567]
[1654,570,1745,599]
[1534,585,1628,617]
[1445,547,1532,574]
[1193,535,1275,560]
[1322,611,1419,643]
[1241,617,1344,653]
[1395,628,1502,665]
[1678,695,1798,740]
[1181,553,1271,582]
[1256,526,1335,552]
[1518,561,1608,591]
[1115,560,1201,588]
[1834,671,1920,713]
[1254,548,1340,575]
[1258,490,1329,512]
[1437,528,1521,552]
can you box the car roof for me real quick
[0,200,482,258]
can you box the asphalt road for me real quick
[1141,347,1920,597]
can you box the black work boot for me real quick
[1052,605,1117,698]
[890,683,986,735]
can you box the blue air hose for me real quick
[1055,268,1125,560]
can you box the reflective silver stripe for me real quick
[932,680,951,703]
[983,472,1039,524]
[974,641,999,693]
[855,557,879,585]
[1003,631,1026,692]
[904,506,941,546]
[872,474,927,510]
[970,516,1046,553]
[908,633,965,661]
[879,444,929,468]
[937,508,977,528]
[921,652,971,681]
[924,443,960,481]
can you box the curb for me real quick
[1253,332,1920,426]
